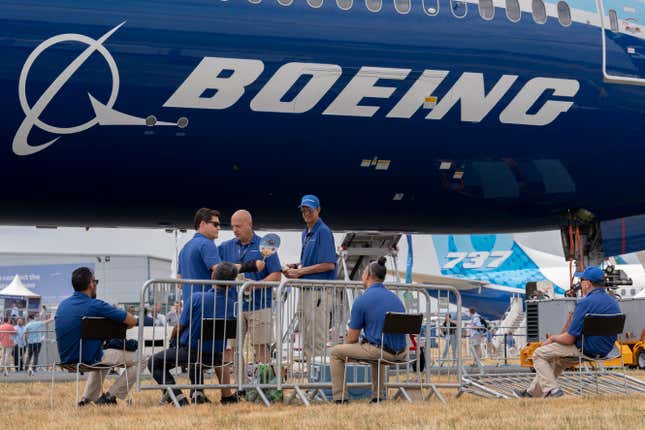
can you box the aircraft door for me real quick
[596,0,645,85]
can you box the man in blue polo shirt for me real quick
[148,262,238,406]
[219,210,282,365]
[177,208,223,306]
[330,257,406,403]
[284,195,337,364]
[515,266,621,398]
[55,267,140,406]
[177,208,264,307]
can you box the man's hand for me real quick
[284,268,301,279]
[541,336,554,346]
[255,260,266,272]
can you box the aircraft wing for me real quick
[390,271,487,290]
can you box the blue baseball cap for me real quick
[574,266,605,283]
[299,194,320,209]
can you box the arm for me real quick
[345,328,360,344]
[123,313,137,328]
[542,332,576,346]
[285,262,335,279]
[561,311,574,333]
[170,323,186,340]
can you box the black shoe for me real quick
[220,394,240,405]
[77,398,92,407]
[236,390,246,398]
[334,399,350,405]
[95,392,117,406]
[192,391,212,405]
[369,398,385,404]
[545,388,564,398]
[513,389,533,398]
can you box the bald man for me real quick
[219,210,282,364]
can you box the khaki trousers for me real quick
[300,289,333,364]
[83,349,147,402]
[527,343,579,397]
[330,342,405,401]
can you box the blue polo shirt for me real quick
[177,233,221,304]
[349,283,406,353]
[567,288,621,357]
[25,321,47,344]
[300,219,336,280]
[179,289,236,352]
[219,233,282,311]
[55,292,127,365]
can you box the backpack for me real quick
[245,364,283,404]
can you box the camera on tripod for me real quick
[566,264,632,297]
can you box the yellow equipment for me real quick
[520,333,645,369]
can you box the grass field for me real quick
[1,373,645,430]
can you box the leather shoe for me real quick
[513,389,533,398]
[95,392,117,406]
[545,388,564,398]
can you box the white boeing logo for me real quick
[12,22,179,157]
[13,24,581,156]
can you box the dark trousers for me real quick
[13,345,26,371]
[148,347,222,394]
[27,342,41,367]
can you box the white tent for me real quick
[0,274,40,299]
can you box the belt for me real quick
[361,339,403,356]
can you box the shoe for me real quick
[220,394,240,405]
[236,390,246,398]
[513,389,533,398]
[334,399,350,405]
[95,392,117,406]
[369,398,385,404]
[77,398,92,407]
[545,388,564,398]
[191,391,212,404]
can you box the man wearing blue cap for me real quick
[515,266,620,398]
[285,195,337,364]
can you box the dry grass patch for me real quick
[1,377,644,430]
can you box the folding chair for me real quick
[193,319,237,403]
[342,312,424,403]
[51,317,129,409]
[577,313,626,396]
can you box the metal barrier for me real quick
[135,278,250,406]
[1,328,56,376]
[136,278,464,406]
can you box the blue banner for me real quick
[0,264,94,304]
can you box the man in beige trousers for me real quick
[515,266,621,398]
[330,257,406,404]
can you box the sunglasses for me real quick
[206,220,221,227]
[92,279,100,285]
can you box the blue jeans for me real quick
[441,335,457,363]
[27,342,41,367]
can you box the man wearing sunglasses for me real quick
[177,208,264,307]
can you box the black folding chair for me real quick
[578,313,626,396]
[193,319,237,399]
[342,312,424,403]
[51,317,129,409]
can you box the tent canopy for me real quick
[0,274,40,299]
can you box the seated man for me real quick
[330,257,406,404]
[515,266,621,398]
[55,267,141,406]
[148,262,237,406]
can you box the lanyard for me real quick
[238,242,252,262]
[300,231,314,262]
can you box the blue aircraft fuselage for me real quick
[1,0,644,231]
